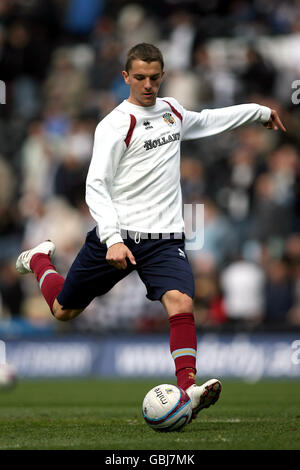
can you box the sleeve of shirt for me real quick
[85,116,128,248]
[178,102,271,140]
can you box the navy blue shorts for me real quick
[57,227,195,310]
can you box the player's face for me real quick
[122,60,164,107]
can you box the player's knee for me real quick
[161,290,193,316]
[53,309,71,321]
[52,300,83,321]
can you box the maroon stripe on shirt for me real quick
[163,100,183,122]
[125,114,137,147]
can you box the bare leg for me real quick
[52,298,84,322]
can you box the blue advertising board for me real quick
[3,332,300,380]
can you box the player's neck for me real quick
[127,96,157,108]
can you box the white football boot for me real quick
[186,379,222,420]
[16,241,56,274]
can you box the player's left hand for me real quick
[263,109,286,132]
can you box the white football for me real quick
[0,363,17,391]
[142,383,192,432]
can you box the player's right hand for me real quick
[263,109,286,132]
[106,242,137,270]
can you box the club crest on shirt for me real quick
[163,112,175,126]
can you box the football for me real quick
[142,383,192,432]
[0,363,17,391]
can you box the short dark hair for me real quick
[125,43,164,72]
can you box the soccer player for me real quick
[16,43,286,420]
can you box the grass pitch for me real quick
[0,378,299,450]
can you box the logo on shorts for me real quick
[163,112,175,126]
[178,248,186,258]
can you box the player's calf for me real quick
[16,241,65,315]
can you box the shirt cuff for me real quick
[106,233,124,248]
[260,105,271,123]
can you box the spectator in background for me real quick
[0,155,22,260]
[63,0,105,39]
[266,144,299,224]
[192,41,237,107]
[264,257,294,325]
[193,257,227,327]
[89,37,123,92]
[249,143,299,242]
[21,120,55,200]
[285,233,300,326]
[54,153,88,208]
[250,172,290,242]
[0,154,15,209]
[192,43,214,104]
[0,19,51,118]
[43,48,88,118]
[225,145,258,248]
[238,46,277,100]
[285,233,300,281]
[166,9,196,72]
[220,257,266,327]
[160,68,202,111]
[187,197,238,269]
[180,158,206,201]
[116,4,160,54]
[54,118,94,208]
[0,260,24,317]
[18,195,85,273]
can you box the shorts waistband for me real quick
[94,226,184,244]
[120,229,184,241]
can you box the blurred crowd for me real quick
[0,0,300,333]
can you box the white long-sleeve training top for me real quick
[86,97,271,248]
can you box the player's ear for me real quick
[122,70,130,85]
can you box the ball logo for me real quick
[163,112,175,126]
[154,387,168,405]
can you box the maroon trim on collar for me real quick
[162,100,183,122]
[125,114,137,147]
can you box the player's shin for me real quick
[169,312,197,391]
[30,253,65,315]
